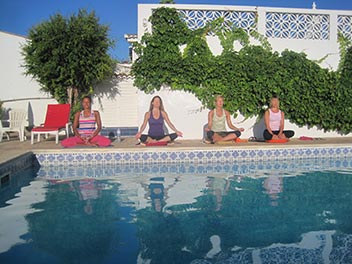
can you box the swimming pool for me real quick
[1,157,352,263]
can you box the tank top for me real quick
[148,110,164,137]
[269,109,281,131]
[212,109,226,132]
[78,110,96,137]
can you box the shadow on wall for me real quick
[1,108,9,127]
[252,117,266,140]
[94,77,120,111]
[27,102,34,127]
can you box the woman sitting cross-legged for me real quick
[61,96,111,148]
[263,96,294,141]
[135,96,183,145]
[205,95,244,144]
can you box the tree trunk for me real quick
[66,86,79,106]
[73,87,79,106]
[67,86,73,105]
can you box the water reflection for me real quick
[1,159,352,263]
[136,171,352,263]
[206,177,231,211]
[263,174,283,206]
[146,177,166,212]
[73,179,100,215]
[26,179,120,263]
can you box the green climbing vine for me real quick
[132,7,352,134]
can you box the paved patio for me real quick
[1,133,352,165]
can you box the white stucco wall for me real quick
[95,76,138,127]
[0,31,57,126]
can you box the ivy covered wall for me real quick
[132,7,352,134]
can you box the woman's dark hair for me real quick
[82,96,92,103]
[149,96,165,112]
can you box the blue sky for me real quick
[1,0,351,61]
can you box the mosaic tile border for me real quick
[34,145,352,166]
[37,156,352,179]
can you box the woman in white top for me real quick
[205,95,244,143]
[263,96,294,140]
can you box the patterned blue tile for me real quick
[224,151,231,158]
[161,153,168,160]
[215,152,222,158]
[67,154,75,162]
[133,153,140,160]
[105,154,112,161]
[76,155,84,162]
[179,152,186,159]
[114,153,122,161]
[151,153,159,160]
[86,154,93,161]
[124,153,132,161]
[48,155,55,162]
[188,152,195,159]
[241,151,248,158]
[205,152,212,159]
[197,152,204,159]
[170,152,178,160]
[29,145,352,167]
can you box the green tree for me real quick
[132,7,189,92]
[22,9,116,107]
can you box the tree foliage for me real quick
[22,9,116,106]
[160,0,175,3]
[132,7,352,134]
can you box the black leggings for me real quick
[263,129,295,140]
[140,133,178,143]
[207,130,241,141]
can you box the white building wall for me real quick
[0,31,57,126]
[95,77,138,127]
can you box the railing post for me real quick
[256,7,267,36]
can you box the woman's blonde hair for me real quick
[214,95,224,103]
[149,96,165,112]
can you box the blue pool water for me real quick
[1,158,352,263]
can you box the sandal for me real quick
[248,137,257,142]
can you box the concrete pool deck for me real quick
[1,134,352,165]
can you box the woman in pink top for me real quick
[61,96,111,147]
[263,96,294,140]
